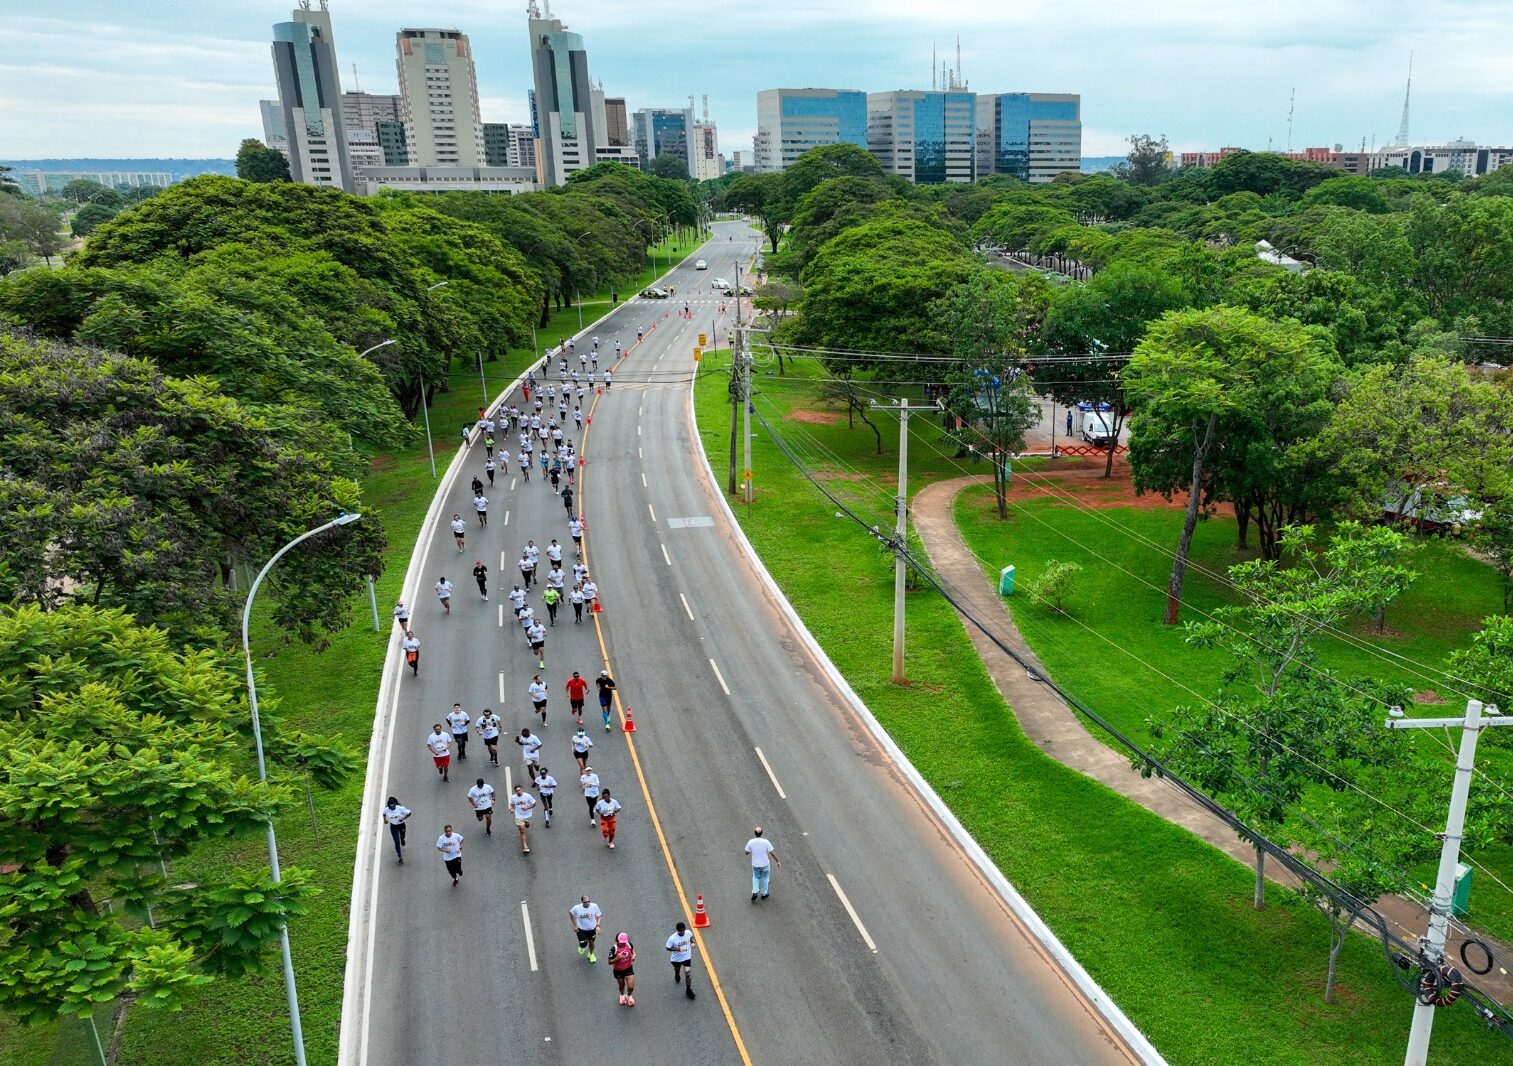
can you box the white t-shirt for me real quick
[401,635,421,654]
[571,902,602,930]
[527,680,548,703]
[547,543,563,562]
[473,495,488,512]
[572,562,589,581]
[517,733,543,760]
[519,608,535,628]
[467,783,496,811]
[535,772,557,795]
[382,803,411,825]
[527,623,546,644]
[477,715,501,740]
[519,557,533,574]
[569,519,584,538]
[509,791,537,819]
[446,709,470,734]
[572,732,593,754]
[666,930,693,963]
[569,587,585,605]
[745,838,776,869]
[392,604,410,621]
[580,773,600,798]
[437,832,464,860]
[508,587,526,609]
[450,518,466,536]
[594,797,622,819]
[426,732,451,757]
[525,544,540,564]
[547,568,565,589]
[581,581,598,600]
[435,580,453,599]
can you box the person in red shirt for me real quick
[565,671,589,725]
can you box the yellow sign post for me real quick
[694,347,703,362]
[698,333,707,347]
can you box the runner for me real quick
[580,765,601,824]
[744,826,781,902]
[508,583,527,617]
[549,465,561,494]
[666,921,696,999]
[546,563,566,596]
[596,670,617,732]
[614,340,622,360]
[527,675,549,726]
[603,369,612,389]
[381,797,411,864]
[509,784,537,853]
[484,457,496,486]
[546,538,564,567]
[446,703,471,761]
[472,559,489,600]
[594,789,622,849]
[450,514,466,552]
[524,540,540,576]
[569,514,584,553]
[561,484,576,517]
[636,326,643,343]
[515,726,544,776]
[570,895,602,962]
[435,575,454,615]
[484,434,495,459]
[534,765,557,827]
[608,932,636,1006]
[572,560,589,585]
[518,552,535,589]
[473,492,489,527]
[581,577,599,617]
[476,707,502,765]
[565,671,589,723]
[437,825,465,887]
[402,629,422,677]
[426,724,451,782]
[471,475,484,499]
[542,585,561,626]
[467,777,496,836]
[571,727,593,773]
[518,448,531,481]
[569,583,586,624]
[527,618,547,668]
[574,405,584,430]
[392,599,411,630]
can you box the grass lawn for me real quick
[692,351,1498,1065]
[0,234,689,1066]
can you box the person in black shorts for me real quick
[595,671,617,732]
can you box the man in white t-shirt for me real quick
[446,703,471,761]
[435,576,454,615]
[527,676,548,725]
[508,784,537,853]
[526,620,547,668]
[744,826,781,902]
[401,630,422,677]
[666,921,696,999]
[381,797,411,863]
[426,724,451,781]
[508,584,527,616]
[467,778,496,836]
[515,727,544,775]
[569,895,602,962]
[437,825,465,886]
[534,766,557,827]
[594,789,623,849]
[473,493,489,527]
[476,709,502,765]
[450,514,466,552]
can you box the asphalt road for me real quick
[351,223,1133,1065]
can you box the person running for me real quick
[595,789,622,849]
[426,724,451,782]
[446,703,471,761]
[572,560,590,585]
[467,777,496,836]
[534,766,557,827]
[546,538,564,567]
[542,585,561,626]
[744,826,781,902]
[450,514,466,552]
[473,492,489,527]
[580,766,601,824]
[515,727,543,776]
[527,675,549,726]
[571,727,593,773]
[435,576,454,615]
[596,671,617,732]
[381,797,411,864]
[472,559,489,600]
[524,540,541,575]
[508,784,537,853]
[402,629,422,677]
[592,334,600,352]
[392,600,411,630]
[527,619,547,668]
[484,457,496,486]
[666,921,696,999]
[582,577,598,613]
[508,583,527,617]
[546,564,566,596]
[565,671,589,723]
[485,434,495,460]
[518,552,535,589]
[614,340,622,360]
[460,423,471,446]
[561,484,576,517]
[636,326,643,343]
[476,707,502,765]
[570,895,602,962]
[549,465,561,494]
[471,475,484,499]
[518,448,531,481]
[437,825,465,887]
[498,448,511,476]
[569,515,584,553]
[569,583,586,624]
[603,369,612,389]
[574,405,584,430]
[608,932,636,1006]
[517,605,537,640]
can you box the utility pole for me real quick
[418,377,436,479]
[871,398,911,682]
[727,325,740,495]
[737,259,753,504]
[1385,699,1513,1066]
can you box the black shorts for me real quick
[444,857,462,876]
[533,700,547,710]
[570,699,585,711]
[530,640,544,651]
[474,808,492,821]
[614,966,634,978]
[576,927,596,945]
[483,735,498,747]
[672,959,692,972]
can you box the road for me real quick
[344,223,1136,1065]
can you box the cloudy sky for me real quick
[7,1,1513,160]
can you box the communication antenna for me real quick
[351,63,361,92]
[1286,87,1295,154]
[1395,52,1413,146]
[702,94,710,123]
[955,35,963,90]
[931,44,936,91]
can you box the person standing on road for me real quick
[392,600,411,630]
[402,630,422,677]
[594,789,622,849]
[467,777,496,836]
[534,766,557,827]
[570,895,602,962]
[571,727,593,773]
[446,703,471,761]
[450,514,466,552]
[527,675,549,726]
[580,766,601,824]
[381,797,411,864]
[595,671,617,732]
[435,576,453,615]
[437,825,464,887]
[608,932,636,1006]
[516,726,544,776]
[426,724,452,782]
[476,708,502,765]
[569,583,586,624]
[565,671,589,723]
[666,922,696,999]
[509,784,536,853]
[472,559,489,600]
[745,826,781,902]
[473,492,489,527]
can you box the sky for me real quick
[6,1,1513,161]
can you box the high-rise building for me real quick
[396,28,485,167]
[691,96,722,181]
[633,107,694,173]
[526,3,602,186]
[603,96,630,149]
[269,3,353,191]
[753,88,868,172]
[342,91,407,165]
[977,93,1081,183]
[731,149,754,172]
[375,121,409,166]
[509,126,537,169]
[260,99,288,154]
[483,123,511,167]
[867,91,977,184]
[587,87,639,167]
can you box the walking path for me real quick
[913,475,1513,1002]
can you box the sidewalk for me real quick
[913,475,1513,1002]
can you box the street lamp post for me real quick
[572,230,592,333]
[241,513,363,1066]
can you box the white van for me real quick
[695,259,708,270]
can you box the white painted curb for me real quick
[684,362,1167,1066]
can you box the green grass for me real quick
[0,235,689,1066]
[692,352,1498,1065]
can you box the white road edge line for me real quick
[660,543,672,566]
[826,874,877,953]
[499,671,506,701]
[521,901,539,972]
[754,746,787,800]
[709,658,731,696]
[648,503,657,523]
[679,592,695,620]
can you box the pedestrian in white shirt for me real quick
[547,539,563,565]
[516,727,544,775]
[509,785,537,853]
[570,895,603,962]
[580,767,601,824]
[534,767,557,827]
[484,458,497,486]
[437,825,465,887]
[450,514,466,552]
[518,553,535,589]
[434,576,453,615]
[527,675,549,725]
[401,630,422,677]
[525,540,540,568]
[527,620,547,668]
[508,584,527,616]
[473,493,489,527]
[572,560,589,584]
[446,703,471,761]
[571,728,593,773]
[666,922,696,999]
[744,826,781,902]
[392,600,411,629]
[569,516,584,552]
[425,724,451,782]
[594,790,623,848]
[569,584,586,624]
[467,778,496,836]
[381,797,411,863]
[476,709,502,765]
[581,578,598,606]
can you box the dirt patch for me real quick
[1415,689,1450,704]
[787,408,846,425]
[1008,462,1198,512]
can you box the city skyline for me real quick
[7,1,1513,160]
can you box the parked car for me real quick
[711,277,730,289]
[722,285,755,297]
[640,287,670,299]
[695,259,708,270]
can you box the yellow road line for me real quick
[577,348,755,1066]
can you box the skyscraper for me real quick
[977,93,1081,183]
[526,3,601,186]
[396,28,485,167]
[753,89,868,172]
[269,2,352,191]
[867,91,977,184]
[341,91,407,165]
[632,107,694,174]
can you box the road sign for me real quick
[698,333,707,347]
[743,469,752,481]
[694,347,703,361]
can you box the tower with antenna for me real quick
[1286,87,1295,154]
[1394,52,1413,147]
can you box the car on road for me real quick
[640,287,670,299]
[711,277,730,290]
[694,259,707,270]
[721,285,755,297]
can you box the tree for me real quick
[234,138,291,183]
[971,202,1075,251]
[1109,133,1172,187]
[57,179,121,207]
[778,143,886,212]
[0,603,333,1035]
[1475,499,1513,613]
[0,164,22,198]
[648,153,689,181]
[1028,560,1082,613]
[724,172,788,253]
[1302,175,1390,214]
[69,201,118,238]
[0,196,67,265]
[1208,150,1336,197]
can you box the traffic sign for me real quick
[694,347,703,361]
[742,469,752,481]
[698,333,707,347]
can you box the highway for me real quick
[342,222,1136,1065]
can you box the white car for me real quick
[694,259,708,270]
[711,277,730,290]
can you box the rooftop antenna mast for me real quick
[351,63,361,92]
[955,35,963,90]
[931,44,936,91]
[1395,52,1413,146]
[1286,87,1295,153]
[702,94,710,123]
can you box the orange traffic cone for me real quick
[623,706,636,732]
[692,894,710,928]
[592,598,602,614]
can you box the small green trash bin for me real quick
[999,565,1016,596]
[1452,862,1472,918]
